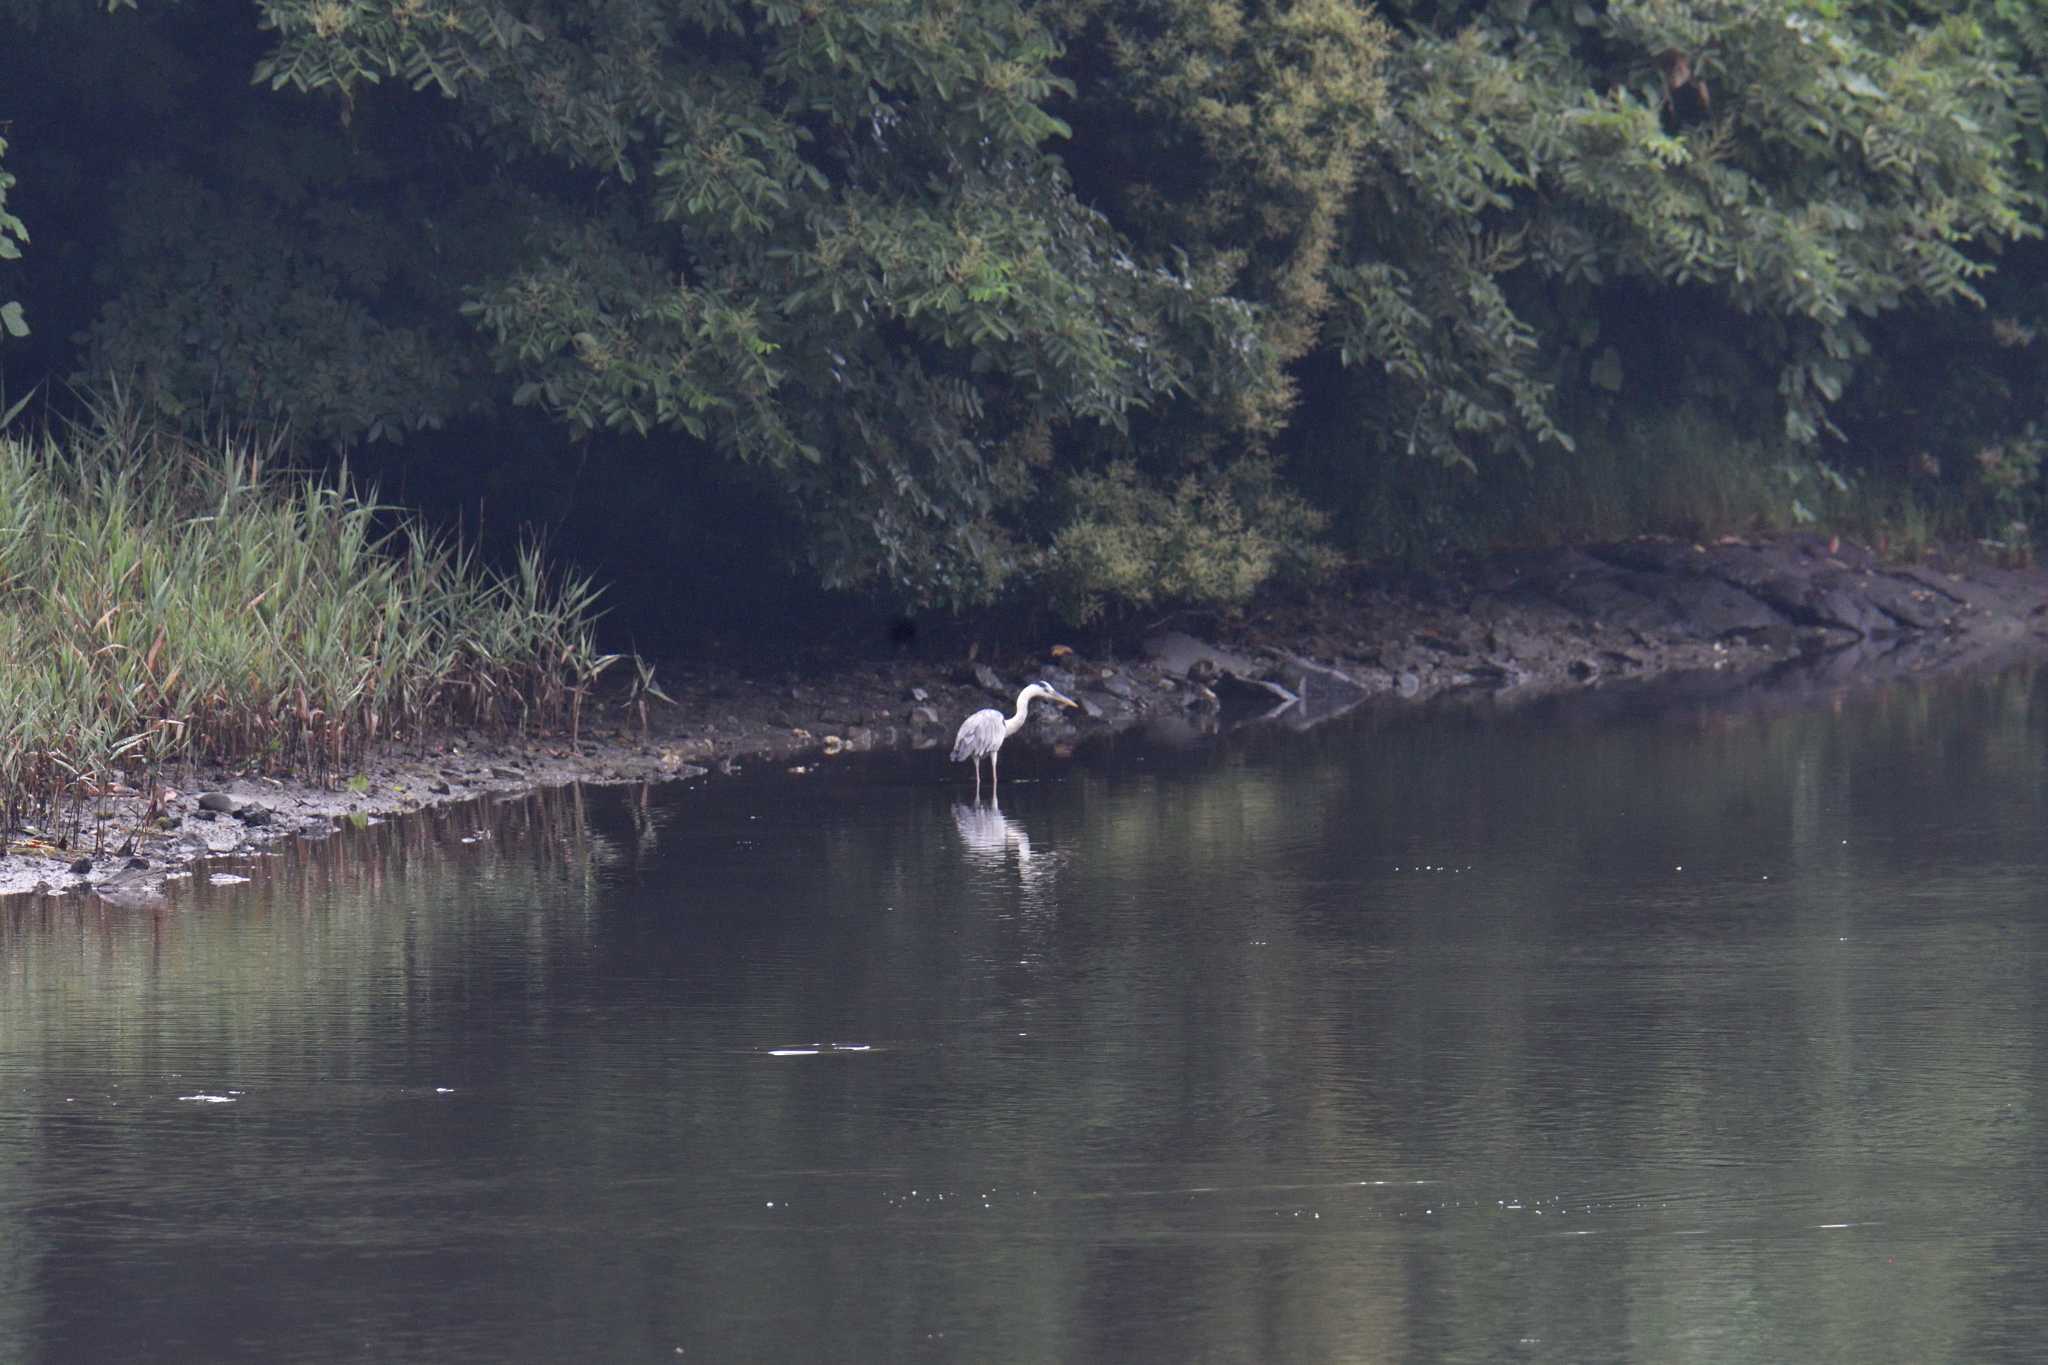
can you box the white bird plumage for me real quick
[951,682,1078,796]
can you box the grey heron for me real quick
[951,682,1078,795]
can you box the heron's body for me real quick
[952,682,1077,795]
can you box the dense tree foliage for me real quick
[0,0,2042,626]
[0,131,24,347]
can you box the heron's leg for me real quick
[991,747,999,793]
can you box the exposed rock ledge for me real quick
[6,533,2045,901]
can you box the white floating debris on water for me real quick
[208,873,251,885]
[435,1087,455,1095]
[178,1093,236,1103]
[769,1048,821,1057]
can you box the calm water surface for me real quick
[7,664,2048,1363]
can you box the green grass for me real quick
[0,414,622,832]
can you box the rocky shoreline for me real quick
[6,531,2045,902]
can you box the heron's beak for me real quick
[1051,689,1078,709]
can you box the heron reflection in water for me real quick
[951,682,1077,797]
[950,798,1059,904]
[950,798,1035,869]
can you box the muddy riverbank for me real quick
[6,531,2045,900]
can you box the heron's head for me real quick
[1028,682,1079,710]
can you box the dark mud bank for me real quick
[7,533,2045,900]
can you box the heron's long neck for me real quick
[1005,692,1036,737]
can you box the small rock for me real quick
[125,857,150,870]
[235,807,274,828]
[908,705,941,727]
[1098,675,1138,701]
[490,766,522,780]
[429,781,451,795]
[907,686,930,703]
[196,792,237,812]
[972,663,1004,693]
[68,858,92,876]
[1396,671,1421,697]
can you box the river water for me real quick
[5,662,2048,1363]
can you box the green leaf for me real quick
[0,301,26,339]
[1589,346,1623,392]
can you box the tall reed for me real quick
[0,417,618,832]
